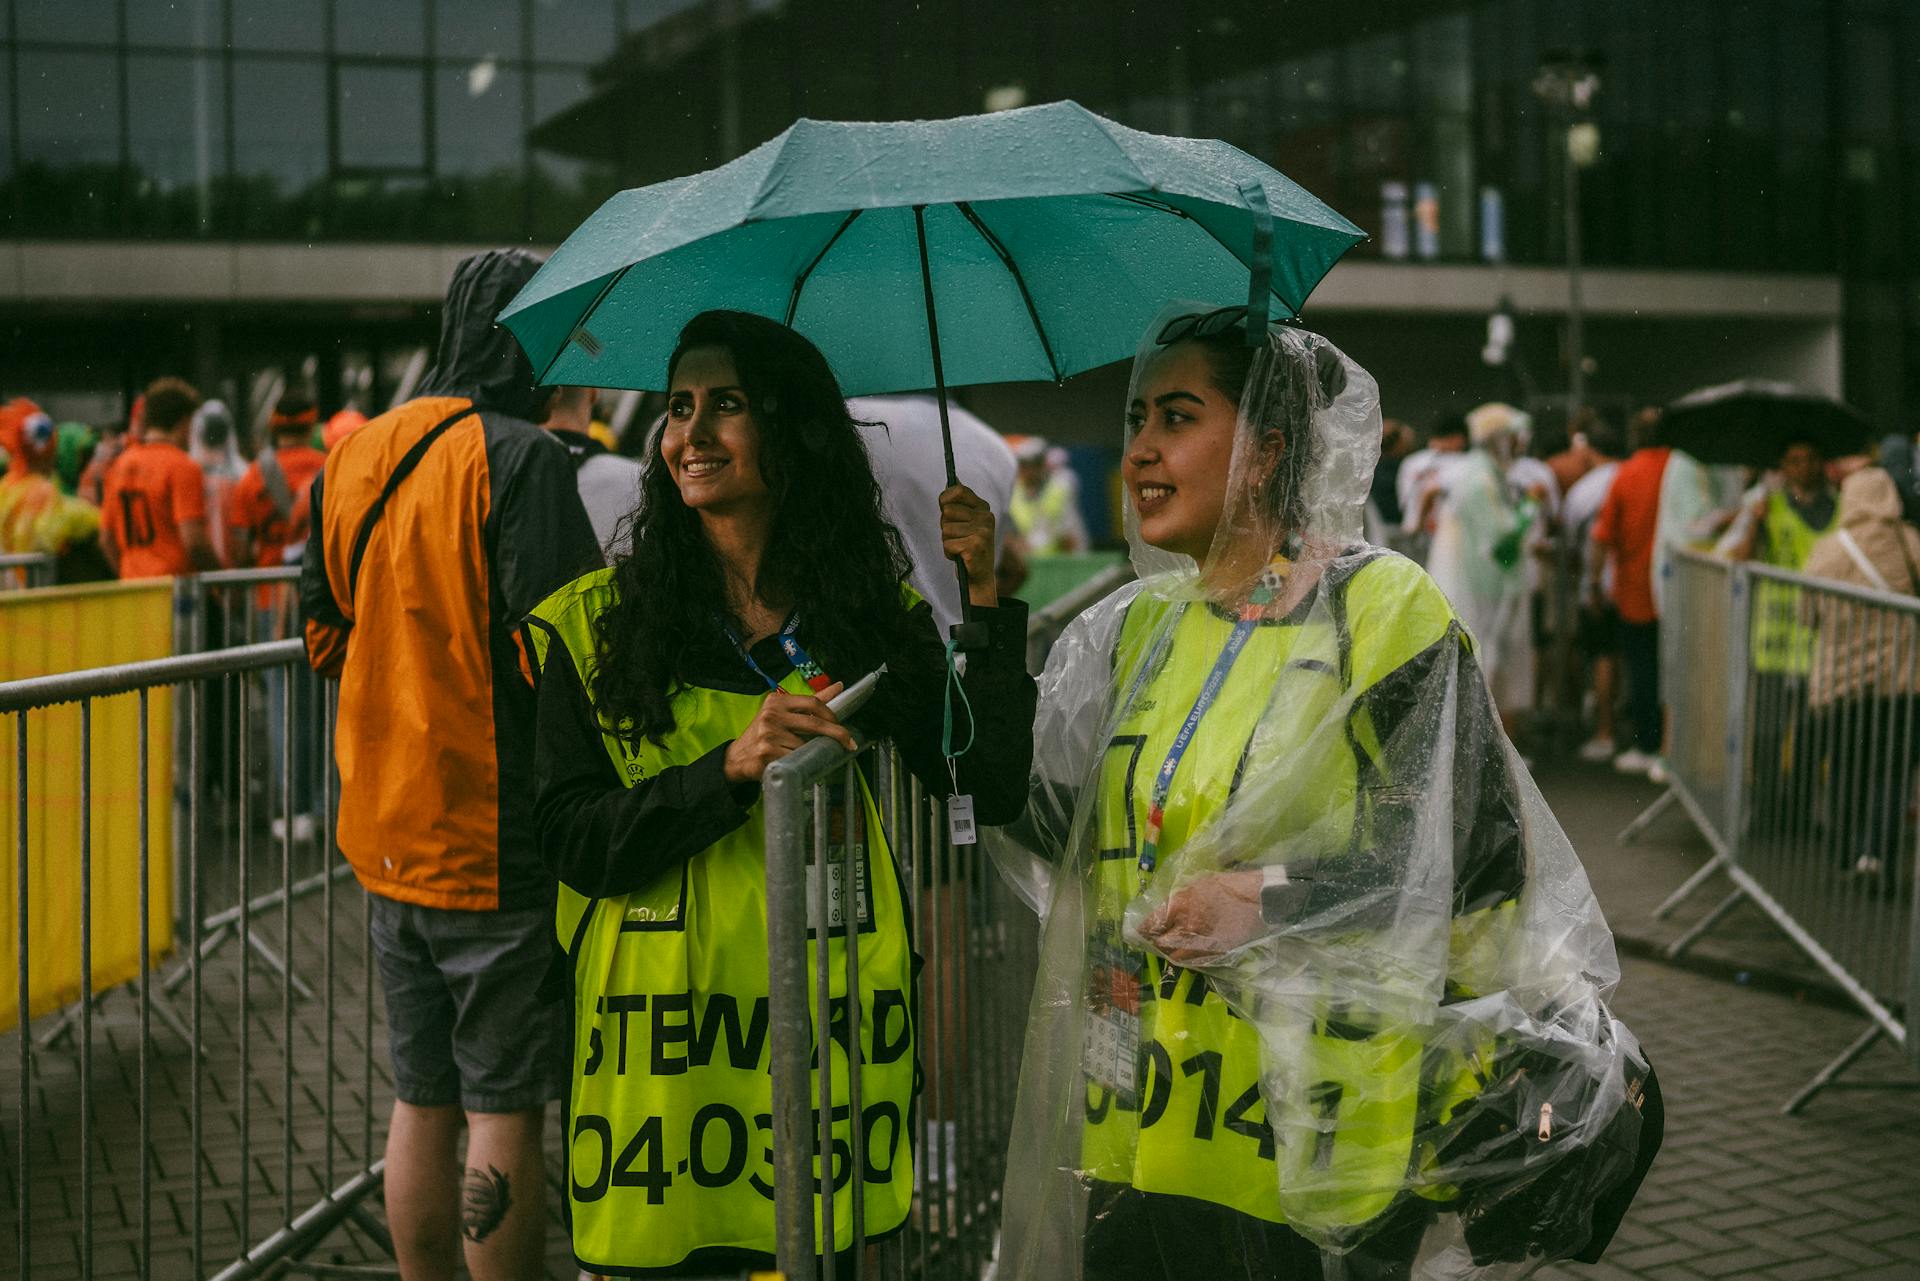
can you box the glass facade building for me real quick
[2,0,1916,426]
[3,0,643,242]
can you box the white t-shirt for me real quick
[577,451,645,561]
[1564,459,1620,593]
[850,395,1017,635]
[1397,449,1469,534]
[1507,456,1561,521]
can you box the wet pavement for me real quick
[5,759,1917,1280]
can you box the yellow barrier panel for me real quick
[0,579,175,1032]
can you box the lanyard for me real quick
[1135,560,1286,885]
[722,613,834,694]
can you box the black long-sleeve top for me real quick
[532,597,1037,900]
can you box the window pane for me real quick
[532,0,619,62]
[1841,14,1899,275]
[438,0,524,59]
[15,0,118,44]
[335,0,427,59]
[0,52,11,183]
[626,0,706,33]
[338,64,428,172]
[329,174,432,238]
[1268,52,1340,229]
[1346,31,1408,113]
[1657,7,1717,267]
[127,53,225,236]
[532,67,618,240]
[127,0,224,50]
[230,56,328,236]
[1414,15,1474,259]
[432,61,526,238]
[1718,1,1771,268]
[230,0,326,51]
[15,50,122,235]
[1414,15,1471,114]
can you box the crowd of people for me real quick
[1367,393,1920,826]
[0,380,374,585]
[10,255,1671,1281]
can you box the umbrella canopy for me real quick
[1660,380,1874,469]
[498,99,1364,399]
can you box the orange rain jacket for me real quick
[302,250,601,911]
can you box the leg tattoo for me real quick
[460,1164,513,1244]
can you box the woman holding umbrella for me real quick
[524,309,1035,1276]
[990,305,1655,1280]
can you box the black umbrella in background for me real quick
[1659,380,1873,469]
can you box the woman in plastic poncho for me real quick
[528,310,1036,1277]
[990,306,1655,1281]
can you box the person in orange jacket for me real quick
[300,249,600,1280]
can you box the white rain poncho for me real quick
[988,307,1655,1281]
[1424,408,1535,717]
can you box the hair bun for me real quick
[1312,341,1347,404]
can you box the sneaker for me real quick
[1647,757,1669,785]
[1612,749,1655,776]
[1578,737,1616,763]
[270,813,316,844]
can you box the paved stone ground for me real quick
[5,759,1917,1280]
[1532,758,1920,1281]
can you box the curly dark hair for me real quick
[592,310,914,746]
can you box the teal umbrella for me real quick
[501,99,1363,633]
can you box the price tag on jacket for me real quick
[947,794,977,846]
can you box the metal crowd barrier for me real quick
[3,564,1126,1281]
[1023,562,1133,674]
[1624,546,1920,1112]
[173,567,304,655]
[1,640,383,1281]
[763,571,1132,1281]
[762,701,1031,1281]
[0,551,56,590]
[164,568,345,1007]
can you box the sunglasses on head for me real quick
[1154,305,1251,347]
[1154,306,1303,347]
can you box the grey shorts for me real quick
[366,895,566,1113]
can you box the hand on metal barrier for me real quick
[724,681,856,783]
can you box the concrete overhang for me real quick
[1307,260,1842,321]
[2,240,1842,326]
[0,241,543,306]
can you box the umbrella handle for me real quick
[913,204,963,493]
[914,202,987,653]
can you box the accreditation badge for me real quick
[1083,928,1145,1105]
[805,775,874,936]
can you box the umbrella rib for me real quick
[539,263,632,387]
[1103,191,1306,318]
[1106,191,1194,220]
[784,209,865,327]
[954,201,1063,384]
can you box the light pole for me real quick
[1533,53,1602,424]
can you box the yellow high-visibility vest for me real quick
[1010,476,1074,554]
[526,568,916,1273]
[1081,552,1508,1235]
[1751,490,1839,675]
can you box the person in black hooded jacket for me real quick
[301,249,602,1281]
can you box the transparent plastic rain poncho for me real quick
[988,308,1653,1281]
